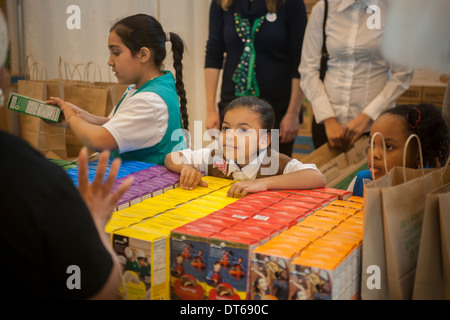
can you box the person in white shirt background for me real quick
[300,0,414,151]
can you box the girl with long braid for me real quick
[48,14,188,165]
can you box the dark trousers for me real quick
[312,116,328,149]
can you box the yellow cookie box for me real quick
[112,225,170,300]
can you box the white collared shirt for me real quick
[299,0,414,126]
[180,148,319,181]
[103,85,169,154]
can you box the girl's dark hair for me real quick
[224,96,275,130]
[111,14,189,130]
[381,103,449,168]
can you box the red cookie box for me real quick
[229,222,279,239]
[259,206,312,223]
[271,198,322,213]
[170,225,218,300]
[312,187,353,200]
[207,212,249,225]
[295,189,339,202]
[206,232,261,300]
[212,207,257,221]
[244,213,297,230]
[219,226,272,245]
[243,193,284,204]
[193,215,240,230]
[287,194,330,207]
[240,217,289,235]
[183,219,228,234]
[224,201,266,214]
[236,198,275,209]
[256,190,292,199]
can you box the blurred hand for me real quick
[324,118,347,150]
[280,113,300,143]
[344,113,371,148]
[77,148,133,228]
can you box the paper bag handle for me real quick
[402,134,424,183]
[25,55,48,81]
[85,61,102,83]
[58,56,83,81]
[370,132,389,181]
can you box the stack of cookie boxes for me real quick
[65,161,364,301]
[107,176,238,300]
[169,187,364,301]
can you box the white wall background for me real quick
[6,0,212,138]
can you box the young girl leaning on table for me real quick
[47,14,188,165]
[347,103,449,197]
[165,96,326,198]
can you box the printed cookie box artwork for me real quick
[206,232,262,300]
[112,229,169,301]
[170,225,217,300]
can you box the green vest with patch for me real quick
[110,71,185,165]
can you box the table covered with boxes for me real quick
[62,159,364,301]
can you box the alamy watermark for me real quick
[65,4,382,31]
[66,5,81,30]
[66,265,81,290]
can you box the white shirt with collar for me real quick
[299,0,414,127]
[180,148,319,181]
[103,85,169,154]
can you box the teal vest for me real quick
[110,71,185,165]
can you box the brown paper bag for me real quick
[381,166,450,300]
[439,192,450,299]
[362,166,449,300]
[413,184,450,300]
[62,82,127,157]
[17,80,67,159]
[361,133,450,300]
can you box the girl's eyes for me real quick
[221,127,248,134]
[370,141,394,151]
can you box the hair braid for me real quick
[168,32,189,130]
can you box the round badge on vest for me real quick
[266,13,277,22]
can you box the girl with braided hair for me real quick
[348,103,449,197]
[48,14,188,165]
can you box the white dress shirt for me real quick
[103,85,169,154]
[299,0,414,126]
[180,148,319,181]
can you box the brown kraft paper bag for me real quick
[413,183,450,300]
[62,82,127,158]
[17,80,67,159]
[381,165,450,300]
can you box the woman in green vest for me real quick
[48,14,188,165]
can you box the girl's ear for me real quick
[138,47,151,63]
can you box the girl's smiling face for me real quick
[368,113,418,180]
[108,31,143,86]
[220,107,270,165]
